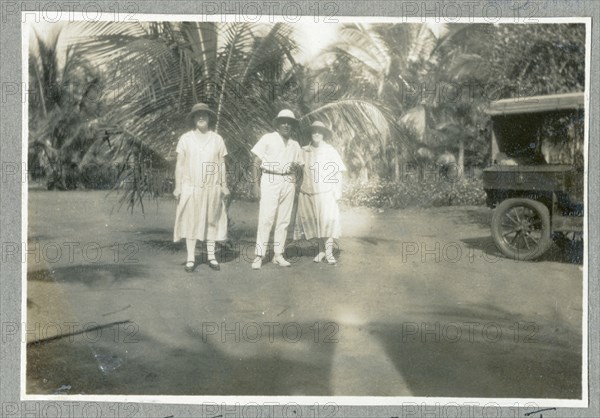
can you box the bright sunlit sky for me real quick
[27,20,341,68]
[27,20,442,68]
[294,23,340,63]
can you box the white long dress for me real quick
[295,143,346,240]
[173,130,228,242]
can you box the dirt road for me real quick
[26,190,583,398]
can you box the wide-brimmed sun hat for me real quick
[310,121,332,139]
[187,103,216,123]
[273,109,299,126]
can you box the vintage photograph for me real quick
[23,14,588,404]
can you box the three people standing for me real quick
[173,104,345,271]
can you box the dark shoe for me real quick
[208,259,220,271]
[184,261,195,272]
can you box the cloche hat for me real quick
[187,103,216,123]
[309,121,332,140]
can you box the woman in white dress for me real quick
[173,103,229,272]
[295,121,346,265]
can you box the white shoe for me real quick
[325,254,337,265]
[252,256,263,270]
[272,255,291,267]
[313,252,325,263]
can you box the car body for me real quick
[482,92,585,260]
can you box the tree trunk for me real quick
[359,166,369,183]
[457,139,464,180]
[354,152,369,183]
[394,146,400,182]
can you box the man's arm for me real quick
[249,136,267,198]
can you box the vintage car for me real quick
[483,92,585,260]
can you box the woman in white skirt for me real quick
[295,121,346,265]
[173,103,229,272]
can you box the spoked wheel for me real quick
[491,198,552,261]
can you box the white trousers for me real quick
[255,174,296,257]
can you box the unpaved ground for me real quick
[26,190,583,398]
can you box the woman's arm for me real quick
[219,156,230,197]
[334,171,344,200]
[173,151,184,199]
[333,148,346,200]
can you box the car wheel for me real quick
[491,198,552,261]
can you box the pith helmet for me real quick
[273,109,299,126]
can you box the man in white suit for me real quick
[251,109,303,269]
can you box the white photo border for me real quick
[1,1,597,417]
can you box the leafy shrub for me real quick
[79,163,120,190]
[226,173,487,208]
[340,177,487,209]
[231,179,258,201]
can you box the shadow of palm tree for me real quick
[27,321,338,396]
[28,264,148,287]
[368,303,581,398]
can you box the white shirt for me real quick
[251,132,303,174]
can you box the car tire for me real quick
[491,198,552,261]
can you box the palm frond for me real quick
[323,24,391,79]
[181,22,218,79]
[301,99,393,152]
[241,23,297,82]
[406,24,438,64]
[445,53,486,81]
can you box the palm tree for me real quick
[28,25,104,189]
[70,21,395,210]
[418,24,492,176]
[486,23,585,98]
[311,23,443,181]
[315,22,585,181]
[424,23,585,175]
[70,22,295,208]
[326,23,498,178]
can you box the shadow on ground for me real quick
[461,236,583,264]
[28,264,148,287]
[284,239,342,260]
[27,320,338,396]
[450,207,493,229]
[368,303,581,398]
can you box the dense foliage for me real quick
[27,22,586,210]
[28,26,105,190]
[341,177,487,209]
